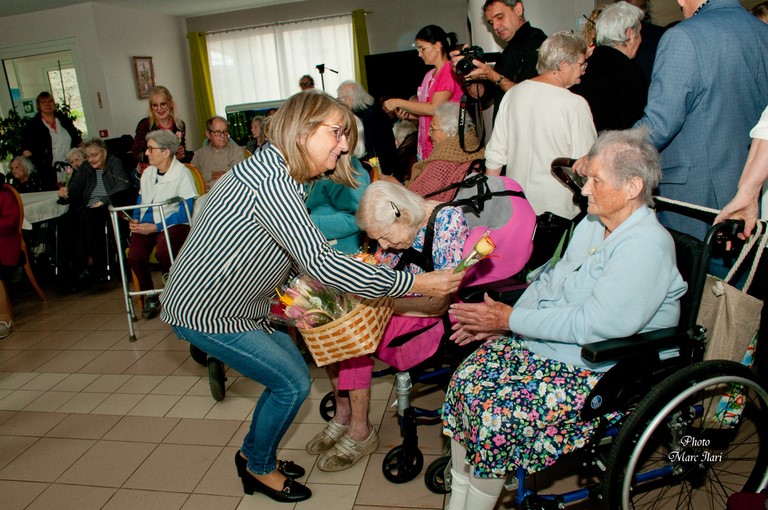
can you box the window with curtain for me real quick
[206,15,354,115]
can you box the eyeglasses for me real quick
[321,123,346,142]
[85,152,102,159]
[208,130,229,136]
[300,81,313,87]
[574,60,588,70]
[428,125,443,133]
[145,146,166,152]
[151,102,169,109]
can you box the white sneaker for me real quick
[0,321,11,339]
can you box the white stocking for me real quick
[445,440,470,510]
[466,474,505,510]
[445,439,505,510]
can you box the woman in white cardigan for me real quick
[128,129,198,319]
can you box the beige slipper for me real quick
[305,418,349,455]
[316,428,379,472]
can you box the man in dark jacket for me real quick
[451,0,546,124]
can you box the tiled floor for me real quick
[0,279,460,510]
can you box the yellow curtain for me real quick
[351,9,370,90]
[187,32,216,144]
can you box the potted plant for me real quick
[0,108,30,176]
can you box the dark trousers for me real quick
[59,206,109,277]
[128,224,190,291]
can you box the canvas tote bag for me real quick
[697,220,767,426]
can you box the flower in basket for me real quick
[454,230,496,273]
[271,274,358,330]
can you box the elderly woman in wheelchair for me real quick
[442,128,690,509]
[306,181,471,472]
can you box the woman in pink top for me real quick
[384,25,463,161]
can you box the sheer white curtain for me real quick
[206,15,354,115]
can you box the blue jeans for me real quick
[173,326,310,475]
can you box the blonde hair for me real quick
[582,7,604,47]
[147,86,184,130]
[264,90,359,186]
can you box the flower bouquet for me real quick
[272,274,356,330]
[454,230,496,273]
[271,274,394,367]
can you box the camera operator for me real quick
[451,0,546,123]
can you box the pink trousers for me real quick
[337,315,444,391]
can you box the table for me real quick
[20,191,69,230]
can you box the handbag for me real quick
[697,220,766,426]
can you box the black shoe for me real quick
[142,296,160,320]
[277,460,306,479]
[235,451,305,479]
[241,469,311,502]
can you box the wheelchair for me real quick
[422,200,768,507]
[316,171,538,485]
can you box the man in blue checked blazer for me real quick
[635,0,768,239]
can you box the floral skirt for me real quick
[442,336,610,478]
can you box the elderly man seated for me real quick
[190,116,245,190]
[441,128,687,510]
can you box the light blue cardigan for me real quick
[509,206,687,371]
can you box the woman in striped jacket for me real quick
[160,91,463,504]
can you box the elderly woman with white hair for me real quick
[408,102,484,201]
[571,1,647,131]
[8,156,42,193]
[307,180,469,472]
[485,30,597,220]
[337,80,400,181]
[128,129,198,319]
[443,128,687,510]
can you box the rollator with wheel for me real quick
[109,197,228,401]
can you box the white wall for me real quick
[0,2,200,149]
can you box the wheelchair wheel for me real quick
[207,358,227,402]
[601,360,768,509]
[424,455,451,494]
[320,391,336,421]
[189,345,208,366]
[382,445,424,483]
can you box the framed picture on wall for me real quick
[132,56,155,99]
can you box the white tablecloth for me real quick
[21,191,69,230]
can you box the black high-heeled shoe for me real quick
[241,468,312,502]
[234,451,306,479]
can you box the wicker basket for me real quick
[299,296,394,367]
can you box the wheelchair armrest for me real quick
[580,326,685,363]
[457,277,528,304]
